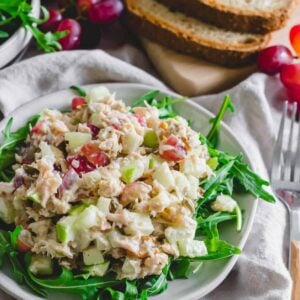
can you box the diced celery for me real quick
[143,130,159,148]
[120,161,144,184]
[68,203,89,216]
[207,157,219,170]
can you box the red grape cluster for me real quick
[41,0,124,50]
[258,25,300,105]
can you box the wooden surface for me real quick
[291,240,300,300]
[142,2,300,97]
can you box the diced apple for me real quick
[29,255,53,275]
[124,212,154,236]
[75,205,104,230]
[153,162,175,190]
[149,191,171,213]
[211,194,237,213]
[0,197,15,224]
[83,247,104,265]
[65,132,91,152]
[165,222,197,245]
[40,142,56,165]
[56,215,76,244]
[179,155,208,178]
[97,197,111,214]
[82,262,110,277]
[89,112,103,127]
[178,240,207,258]
[121,131,143,154]
[87,86,111,103]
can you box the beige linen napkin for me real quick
[0,50,292,300]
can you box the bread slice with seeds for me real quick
[125,0,270,67]
[157,0,295,34]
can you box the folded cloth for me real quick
[0,50,291,300]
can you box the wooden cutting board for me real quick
[141,2,300,97]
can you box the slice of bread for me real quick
[157,0,295,34]
[125,0,270,67]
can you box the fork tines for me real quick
[271,101,300,190]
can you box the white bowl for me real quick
[0,83,258,299]
[0,0,40,69]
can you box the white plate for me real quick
[0,83,258,300]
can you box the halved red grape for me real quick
[71,97,86,110]
[87,124,100,137]
[81,143,110,167]
[88,0,124,24]
[67,155,96,175]
[57,19,82,50]
[160,135,187,161]
[41,9,63,32]
[258,45,293,75]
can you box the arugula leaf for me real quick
[25,256,120,300]
[70,85,87,97]
[131,90,185,119]
[197,160,236,210]
[0,30,8,38]
[125,281,138,300]
[169,258,190,279]
[131,90,160,108]
[10,225,22,249]
[206,95,235,147]
[231,160,275,203]
[139,263,170,299]
[0,115,39,182]
[0,1,66,52]
[208,148,275,203]
[197,211,237,230]
[99,288,125,300]
[0,230,46,296]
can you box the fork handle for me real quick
[291,240,300,300]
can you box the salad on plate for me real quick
[0,86,275,299]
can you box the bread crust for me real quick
[158,0,295,34]
[125,1,270,67]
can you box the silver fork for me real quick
[271,101,300,300]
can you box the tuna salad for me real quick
[0,86,275,299]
